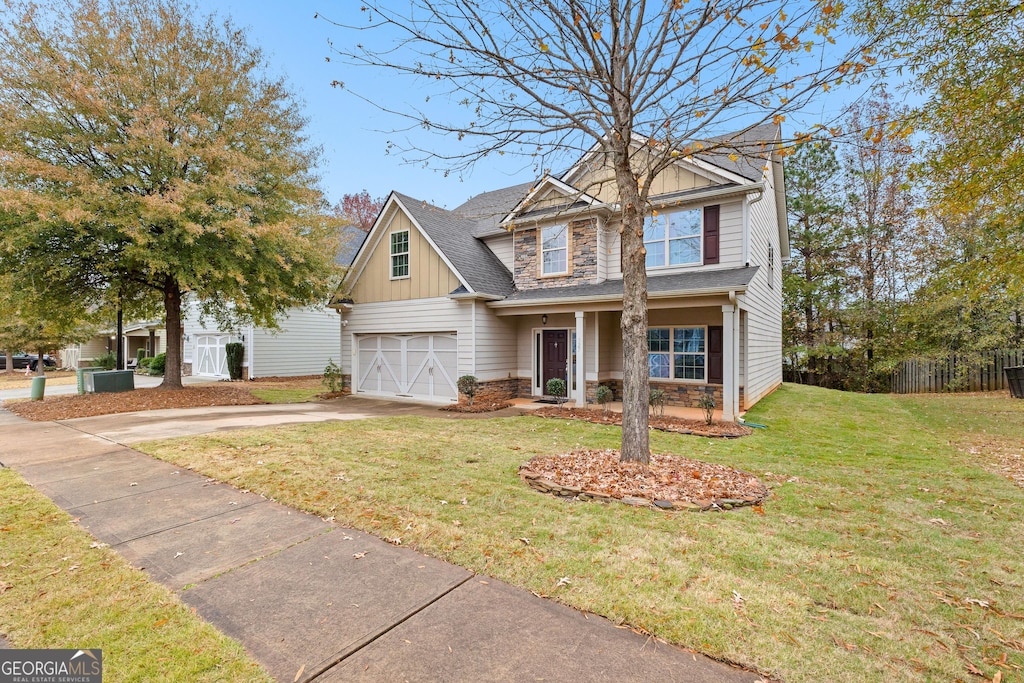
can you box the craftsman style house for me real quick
[331,124,788,420]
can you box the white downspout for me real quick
[743,190,765,267]
[575,310,586,407]
[246,324,255,380]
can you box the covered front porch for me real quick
[490,294,748,421]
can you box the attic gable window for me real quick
[644,209,702,268]
[541,224,568,275]
[390,230,410,279]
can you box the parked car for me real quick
[0,352,57,371]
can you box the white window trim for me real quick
[644,209,703,270]
[647,325,708,383]
[390,229,410,280]
[540,224,569,277]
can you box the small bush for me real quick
[225,342,244,380]
[323,359,344,393]
[697,391,716,425]
[457,375,479,406]
[546,377,567,405]
[139,357,153,368]
[149,353,166,375]
[595,385,613,412]
[135,348,146,364]
[95,351,116,371]
[648,388,667,417]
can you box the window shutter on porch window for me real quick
[703,204,720,265]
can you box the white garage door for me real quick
[194,334,231,378]
[356,333,458,402]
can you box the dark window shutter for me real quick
[708,325,724,384]
[704,205,720,265]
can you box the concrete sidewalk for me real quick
[0,406,764,682]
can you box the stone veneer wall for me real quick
[584,380,744,410]
[513,218,598,290]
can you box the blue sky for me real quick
[207,0,537,209]
[207,1,886,211]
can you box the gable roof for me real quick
[391,192,515,298]
[453,181,535,238]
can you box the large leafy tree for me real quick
[860,0,1023,299]
[0,0,339,388]
[783,138,847,387]
[329,1,886,462]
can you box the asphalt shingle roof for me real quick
[696,122,780,182]
[498,266,759,304]
[453,181,536,238]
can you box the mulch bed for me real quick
[441,401,513,413]
[520,448,768,512]
[534,406,753,438]
[4,386,266,421]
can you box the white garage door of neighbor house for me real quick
[195,334,231,378]
[356,333,458,402]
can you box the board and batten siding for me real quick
[569,149,714,204]
[349,209,461,304]
[249,307,340,378]
[739,171,783,407]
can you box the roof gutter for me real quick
[487,283,750,309]
[648,182,764,212]
[449,292,505,302]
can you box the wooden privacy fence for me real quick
[891,349,1024,394]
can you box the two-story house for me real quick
[331,124,788,420]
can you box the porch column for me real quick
[575,311,586,407]
[721,304,736,421]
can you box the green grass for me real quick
[138,384,1024,682]
[0,468,272,683]
[248,386,323,404]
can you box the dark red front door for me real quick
[542,330,568,390]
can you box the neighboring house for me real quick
[330,124,788,419]
[61,320,165,368]
[181,302,341,380]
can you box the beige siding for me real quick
[249,307,340,378]
[80,336,110,361]
[569,149,714,204]
[349,210,461,303]
[739,166,783,407]
[471,300,518,381]
[482,234,514,272]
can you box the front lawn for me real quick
[0,468,271,683]
[138,384,1024,682]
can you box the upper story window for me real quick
[648,326,706,381]
[644,209,702,268]
[541,224,568,275]
[390,230,410,279]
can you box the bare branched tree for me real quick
[325,1,887,463]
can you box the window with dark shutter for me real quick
[703,204,720,265]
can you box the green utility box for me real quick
[87,370,135,393]
[76,367,103,395]
[30,376,46,401]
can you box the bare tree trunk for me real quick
[617,172,650,464]
[161,276,183,389]
[4,351,12,375]
[36,346,45,376]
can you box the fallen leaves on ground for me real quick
[534,406,753,438]
[521,448,768,505]
[959,437,1024,490]
[4,385,266,421]
[440,401,513,413]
